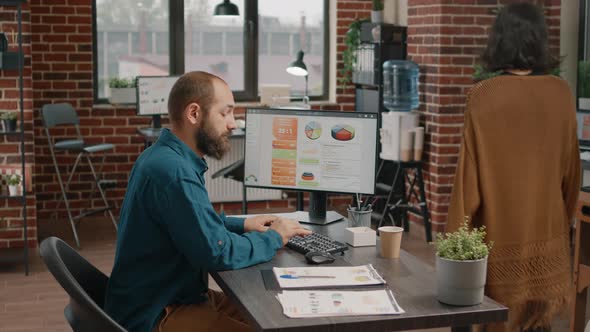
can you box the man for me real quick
[104,71,311,332]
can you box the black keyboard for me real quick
[287,233,349,255]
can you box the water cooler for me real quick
[380,60,420,160]
[353,23,407,114]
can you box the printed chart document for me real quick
[273,264,385,289]
[276,289,404,318]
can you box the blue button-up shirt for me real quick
[104,128,283,332]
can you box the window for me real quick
[94,0,329,103]
[94,0,170,100]
[184,0,245,92]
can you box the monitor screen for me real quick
[244,108,378,195]
[136,76,179,116]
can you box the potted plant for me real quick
[0,111,17,132]
[435,217,493,306]
[371,0,383,23]
[338,18,369,88]
[5,174,21,196]
[108,77,137,105]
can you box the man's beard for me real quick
[195,118,231,160]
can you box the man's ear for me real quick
[185,102,200,125]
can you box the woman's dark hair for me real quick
[481,3,559,73]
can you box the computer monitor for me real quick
[244,108,378,224]
[136,75,179,129]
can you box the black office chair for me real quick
[39,237,127,332]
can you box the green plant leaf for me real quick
[435,218,493,260]
[372,0,383,11]
[0,112,17,120]
[4,174,21,186]
[338,18,369,89]
[109,77,137,88]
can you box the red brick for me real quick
[52,6,75,14]
[67,16,91,25]
[41,15,66,24]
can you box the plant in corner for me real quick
[371,0,383,23]
[435,216,493,306]
[338,18,369,89]
[108,77,137,105]
[0,111,17,132]
[5,174,21,196]
[579,61,590,98]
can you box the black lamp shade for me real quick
[214,0,239,16]
[286,50,308,76]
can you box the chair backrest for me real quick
[40,237,127,332]
[41,103,80,128]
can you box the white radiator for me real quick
[204,136,282,203]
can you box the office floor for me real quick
[0,207,583,332]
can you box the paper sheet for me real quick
[273,264,386,289]
[276,289,404,318]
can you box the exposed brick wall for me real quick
[407,0,561,231]
[335,0,372,111]
[29,0,123,235]
[0,0,564,248]
[0,3,37,249]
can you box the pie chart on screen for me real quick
[301,172,315,181]
[305,121,322,140]
[331,124,355,141]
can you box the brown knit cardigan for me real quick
[447,74,581,331]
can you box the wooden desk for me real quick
[212,220,508,332]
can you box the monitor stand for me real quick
[152,114,162,129]
[140,115,163,136]
[300,192,344,225]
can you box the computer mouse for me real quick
[305,251,336,265]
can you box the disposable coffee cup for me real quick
[347,207,372,228]
[378,226,404,258]
[400,130,414,162]
[413,127,424,161]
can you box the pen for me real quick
[280,275,336,279]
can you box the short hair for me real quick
[481,3,559,73]
[167,71,223,125]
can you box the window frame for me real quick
[92,0,329,104]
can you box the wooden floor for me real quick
[0,207,585,331]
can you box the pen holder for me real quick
[347,207,372,228]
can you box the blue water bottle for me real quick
[383,60,419,112]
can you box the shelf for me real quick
[0,0,28,276]
[0,130,21,136]
[0,0,27,6]
[0,195,25,200]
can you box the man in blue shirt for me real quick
[104,71,311,332]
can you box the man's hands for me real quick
[243,215,312,246]
[244,215,277,233]
[269,218,312,246]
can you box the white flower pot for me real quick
[436,255,487,306]
[8,185,18,196]
[371,10,383,24]
[109,87,137,105]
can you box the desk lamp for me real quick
[214,0,239,16]
[286,50,309,104]
[286,50,309,210]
